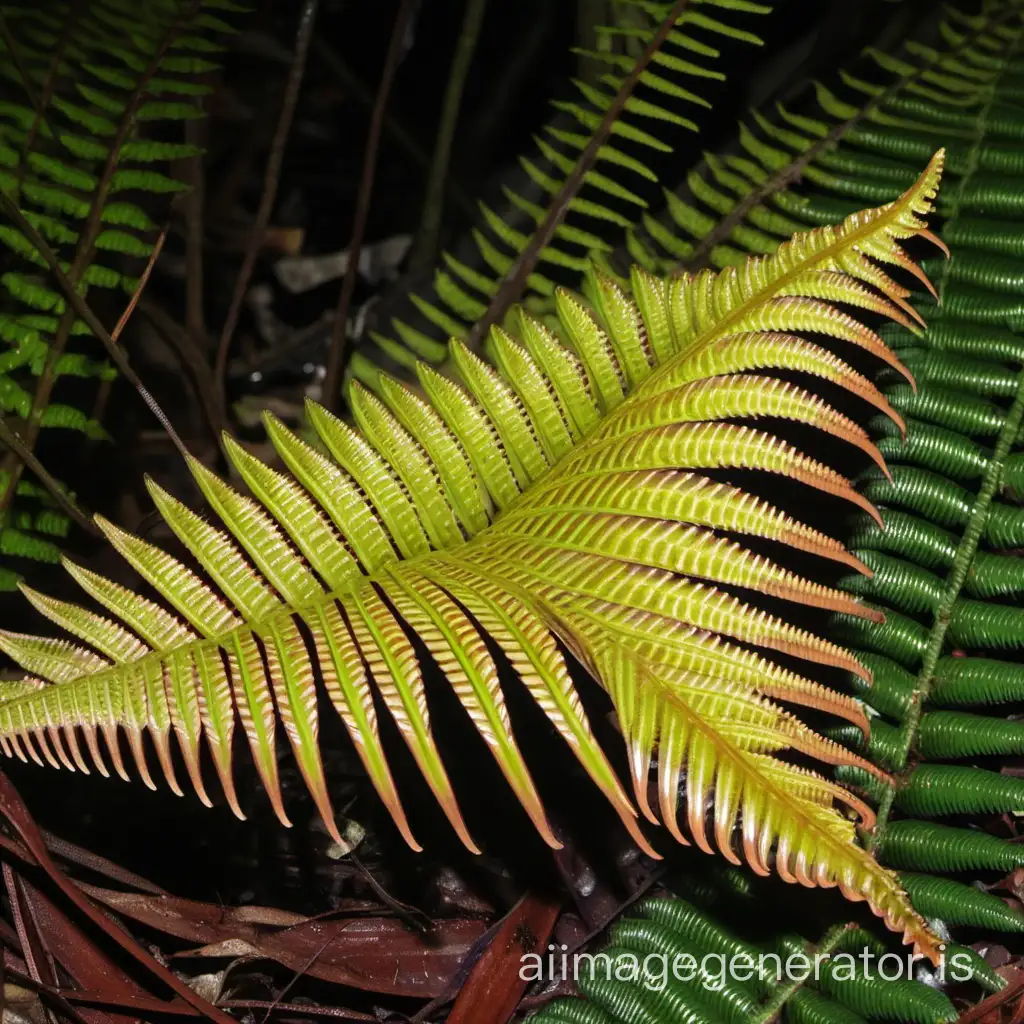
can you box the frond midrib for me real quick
[4,154,944,709]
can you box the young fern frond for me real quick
[0,0,240,584]
[352,0,770,384]
[0,157,947,958]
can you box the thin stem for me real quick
[465,0,691,352]
[88,227,170,433]
[752,923,853,1024]
[682,1,1024,272]
[871,373,1024,842]
[322,0,417,412]
[409,0,489,272]
[868,20,1024,850]
[0,419,96,536]
[312,38,476,220]
[112,227,167,342]
[213,0,319,409]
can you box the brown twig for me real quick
[257,937,337,1024]
[464,0,691,351]
[88,224,169,432]
[3,864,56,989]
[112,227,168,342]
[348,851,431,932]
[214,0,320,410]
[0,419,97,536]
[321,0,417,413]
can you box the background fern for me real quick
[348,0,773,388]
[0,0,240,588]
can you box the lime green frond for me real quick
[0,158,948,959]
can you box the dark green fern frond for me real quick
[351,0,770,386]
[0,0,242,583]
[536,878,970,1024]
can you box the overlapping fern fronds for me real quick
[0,154,952,959]
[351,0,770,385]
[0,0,242,586]
[601,0,1024,1013]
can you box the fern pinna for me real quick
[352,0,770,385]
[0,154,949,960]
[0,0,239,586]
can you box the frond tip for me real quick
[0,155,948,962]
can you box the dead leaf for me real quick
[448,895,559,1024]
[176,917,489,997]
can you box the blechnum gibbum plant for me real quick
[3,3,1024,1022]
[0,152,949,962]
[0,0,241,588]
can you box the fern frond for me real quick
[0,0,238,570]
[540,887,959,1024]
[0,158,949,959]
[353,0,770,384]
